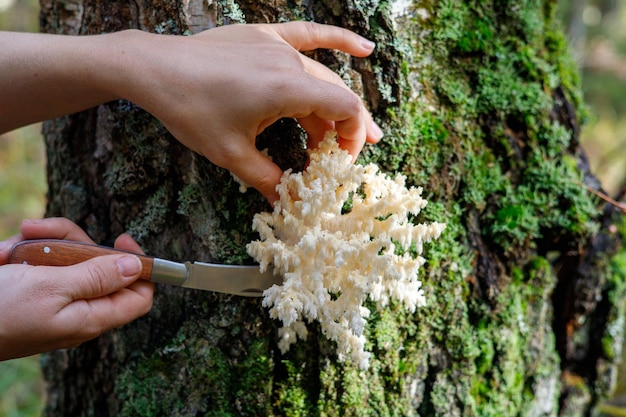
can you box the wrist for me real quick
[98,30,198,116]
[83,30,146,103]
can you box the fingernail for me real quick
[361,38,376,51]
[372,121,384,140]
[117,255,142,278]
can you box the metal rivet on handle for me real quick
[43,246,50,254]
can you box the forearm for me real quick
[0,31,137,133]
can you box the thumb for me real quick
[62,254,143,300]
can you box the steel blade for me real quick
[181,262,281,297]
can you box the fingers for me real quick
[277,75,368,159]
[20,218,145,255]
[0,217,94,265]
[221,140,284,204]
[300,55,383,149]
[20,217,95,243]
[44,254,153,340]
[271,21,375,57]
[114,233,144,254]
[0,218,152,357]
[59,280,154,342]
[0,253,154,359]
[298,114,335,151]
[270,22,384,155]
[0,234,22,264]
[56,254,143,300]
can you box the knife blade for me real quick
[9,239,280,297]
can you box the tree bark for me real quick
[39,1,626,416]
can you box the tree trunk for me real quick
[39,1,626,416]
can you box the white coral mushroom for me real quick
[247,131,445,369]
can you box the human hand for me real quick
[0,218,153,360]
[115,22,382,202]
[0,22,381,203]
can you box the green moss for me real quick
[470,92,599,255]
[233,341,273,415]
[598,216,626,381]
[460,150,505,211]
[474,321,495,374]
[491,202,541,248]
[116,354,185,417]
[460,257,560,417]
[355,2,598,413]
[372,0,599,266]
[314,304,427,416]
[117,320,273,417]
[457,16,494,53]
[274,360,316,416]
[544,16,586,112]
[476,55,550,117]
[432,0,469,44]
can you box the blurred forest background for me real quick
[0,1,47,416]
[0,0,625,416]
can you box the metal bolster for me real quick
[150,258,188,286]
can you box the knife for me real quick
[9,239,280,297]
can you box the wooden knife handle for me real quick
[9,239,154,280]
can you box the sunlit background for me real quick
[560,0,626,197]
[0,0,625,416]
[0,1,47,416]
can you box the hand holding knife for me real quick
[9,239,280,297]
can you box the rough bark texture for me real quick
[39,1,626,416]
